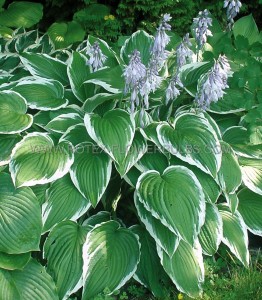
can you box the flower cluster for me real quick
[195,55,231,110]
[192,9,212,50]
[166,74,184,103]
[176,33,193,69]
[87,41,107,72]
[224,0,242,29]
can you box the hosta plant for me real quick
[0,5,262,300]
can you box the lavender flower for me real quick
[176,33,193,69]
[123,50,147,113]
[87,42,107,72]
[152,14,172,64]
[195,55,230,110]
[224,0,242,29]
[166,73,184,103]
[192,9,213,50]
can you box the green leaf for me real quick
[46,113,83,134]
[0,134,21,166]
[82,221,140,299]
[60,124,93,146]
[120,30,154,65]
[199,203,222,256]
[48,21,85,49]
[0,91,33,134]
[0,269,20,300]
[12,78,67,111]
[224,192,239,214]
[67,51,92,102]
[20,53,69,86]
[0,252,30,270]
[238,188,262,236]
[31,183,49,205]
[82,211,111,227]
[10,133,74,187]
[218,204,249,267]
[233,15,261,45]
[136,166,205,245]
[158,240,204,298]
[157,112,221,177]
[130,225,169,298]
[134,194,180,257]
[44,221,90,299]
[217,141,242,193]
[43,174,90,232]
[83,93,121,114]
[0,173,42,254]
[70,142,112,208]
[0,2,43,28]
[84,109,135,166]
[115,131,147,176]
[239,156,262,195]
[9,259,59,300]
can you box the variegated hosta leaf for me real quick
[12,78,68,111]
[217,141,242,194]
[20,52,69,86]
[115,131,147,176]
[46,113,83,134]
[0,259,59,300]
[157,112,221,177]
[82,221,140,299]
[42,174,91,232]
[82,211,112,227]
[60,124,93,146]
[0,173,42,254]
[199,203,222,256]
[0,91,33,134]
[239,156,262,195]
[0,252,30,270]
[70,142,112,208]
[134,194,180,257]
[84,109,135,166]
[238,188,262,236]
[158,240,204,298]
[130,225,170,298]
[136,166,205,245]
[44,221,91,300]
[218,204,249,267]
[0,134,21,166]
[141,122,165,150]
[170,156,221,203]
[10,133,74,187]
[224,192,239,214]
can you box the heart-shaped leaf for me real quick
[70,142,112,207]
[82,221,140,299]
[136,166,205,245]
[157,112,221,177]
[0,173,42,254]
[0,91,33,134]
[84,109,135,165]
[10,133,74,187]
[44,221,90,299]
[42,174,91,232]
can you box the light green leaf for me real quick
[157,112,221,177]
[12,78,67,111]
[84,109,135,165]
[44,221,90,299]
[218,204,249,267]
[46,113,83,134]
[199,203,222,256]
[0,173,42,254]
[136,166,205,245]
[0,2,43,28]
[0,91,33,134]
[238,188,262,236]
[43,174,90,232]
[0,252,30,270]
[218,141,242,193]
[20,53,69,86]
[158,240,204,298]
[239,156,262,195]
[70,142,112,208]
[130,225,170,298]
[10,133,74,187]
[0,134,21,166]
[82,221,140,299]
[134,194,180,257]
